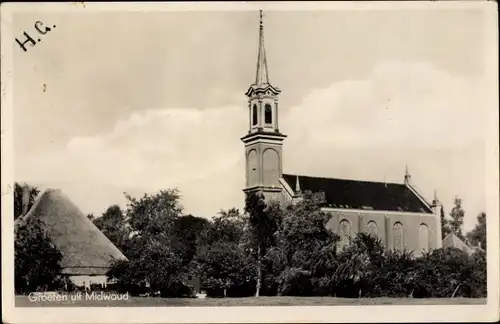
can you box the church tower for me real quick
[241,10,286,202]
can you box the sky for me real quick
[12,7,492,230]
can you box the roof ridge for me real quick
[283,173,403,186]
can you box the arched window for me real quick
[338,219,351,251]
[252,104,258,126]
[365,221,378,237]
[247,150,258,187]
[264,104,272,124]
[418,223,429,253]
[262,149,279,187]
[392,222,404,252]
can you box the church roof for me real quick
[15,189,128,275]
[282,173,433,213]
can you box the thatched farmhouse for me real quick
[15,189,128,289]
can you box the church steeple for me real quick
[245,10,282,134]
[255,10,270,86]
[242,10,286,201]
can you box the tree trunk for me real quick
[255,246,261,297]
[451,284,461,298]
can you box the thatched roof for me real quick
[15,189,128,275]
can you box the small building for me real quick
[15,189,128,289]
[442,232,480,255]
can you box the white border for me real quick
[1,2,498,323]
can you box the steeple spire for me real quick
[255,10,270,85]
[432,189,440,206]
[404,164,412,185]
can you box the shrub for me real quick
[15,219,65,294]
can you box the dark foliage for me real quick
[15,219,64,294]
[466,212,486,251]
[449,196,466,241]
[102,188,487,299]
[93,205,130,252]
[14,182,40,220]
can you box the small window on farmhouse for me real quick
[265,104,272,124]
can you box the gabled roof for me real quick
[282,173,433,214]
[442,233,474,255]
[15,189,128,275]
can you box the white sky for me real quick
[12,8,491,230]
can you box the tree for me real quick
[87,214,95,221]
[198,209,246,246]
[172,214,210,267]
[193,209,254,297]
[466,212,486,251]
[267,191,339,296]
[193,241,255,297]
[93,205,130,252]
[15,219,64,294]
[244,192,281,297]
[125,189,182,237]
[335,233,385,297]
[449,196,465,240]
[14,182,40,220]
[440,205,452,239]
[414,247,482,298]
[367,249,418,297]
[108,189,187,296]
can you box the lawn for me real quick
[15,295,487,307]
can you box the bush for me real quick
[277,268,312,296]
[15,219,65,294]
[413,247,486,298]
[265,232,487,298]
[106,259,149,296]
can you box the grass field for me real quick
[15,295,487,307]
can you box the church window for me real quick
[338,219,351,251]
[418,223,429,254]
[264,104,272,124]
[262,149,279,187]
[247,150,258,187]
[252,104,258,126]
[392,222,404,252]
[365,221,378,237]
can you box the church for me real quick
[241,11,442,256]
